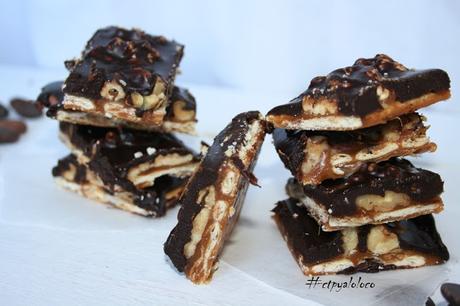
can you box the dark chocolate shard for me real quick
[36,81,64,118]
[0,103,9,119]
[63,26,184,100]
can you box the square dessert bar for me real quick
[267,54,450,130]
[286,158,444,231]
[164,111,266,284]
[62,26,184,129]
[273,198,449,275]
[273,113,436,185]
[37,81,197,134]
[53,154,187,217]
[54,122,200,216]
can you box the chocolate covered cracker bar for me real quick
[59,122,199,190]
[37,81,197,134]
[164,111,266,283]
[62,26,184,130]
[287,158,444,231]
[53,154,186,217]
[273,113,436,185]
[267,54,450,130]
[272,198,449,275]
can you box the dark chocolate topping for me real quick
[287,158,443,216]
[268,54,450,117]
[63,26,184,100]
[60,122,198,185]
[164,111,265,271]
[273,198,344,264]
[273,198,449,266]
[52,154,186,216]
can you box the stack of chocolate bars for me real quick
[266,54,451,275]
[37,26,200,217]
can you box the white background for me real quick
[1,0,459,93]
[1,1,460,306]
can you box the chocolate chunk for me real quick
[0,103,9,119]
[0,120,27,143]
[441,283,460,306]
[289,158,443,217]
[63,26,183,100]
[10,98,43,118]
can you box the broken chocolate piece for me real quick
[164,111,266,284]
[286,158,444,231]
[59,122,199,190]
[37,80,196,134]
[53,154,187,217]
[266,54,450,130]
[62,26,184,128]
[10,98,43,118]
[273,113,436,184]
[0,120,27,143]
[273,198,449,275]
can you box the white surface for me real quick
[0,65,459,306]
[1,0,460,92]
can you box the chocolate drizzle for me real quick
[164,111,265,272]
[287,158,444,216]
[164,86,196,120]
[268,54,450,118]
[273,198,449,267]
[63,26,183,100]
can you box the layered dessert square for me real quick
[164,111,266,283]
[61,26,184,130]
[272,198,449,275]
[273,113,436,185]
[267,54,450,130]
[286,158,444,231]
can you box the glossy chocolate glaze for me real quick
[164,111,265,272]
[164,86,196,119]
[63,26,183,100]
[287,158,443,216]
[268,54,450,117]
[273,198,449,267]
[60,122,198,184]
[52,154,187,216]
